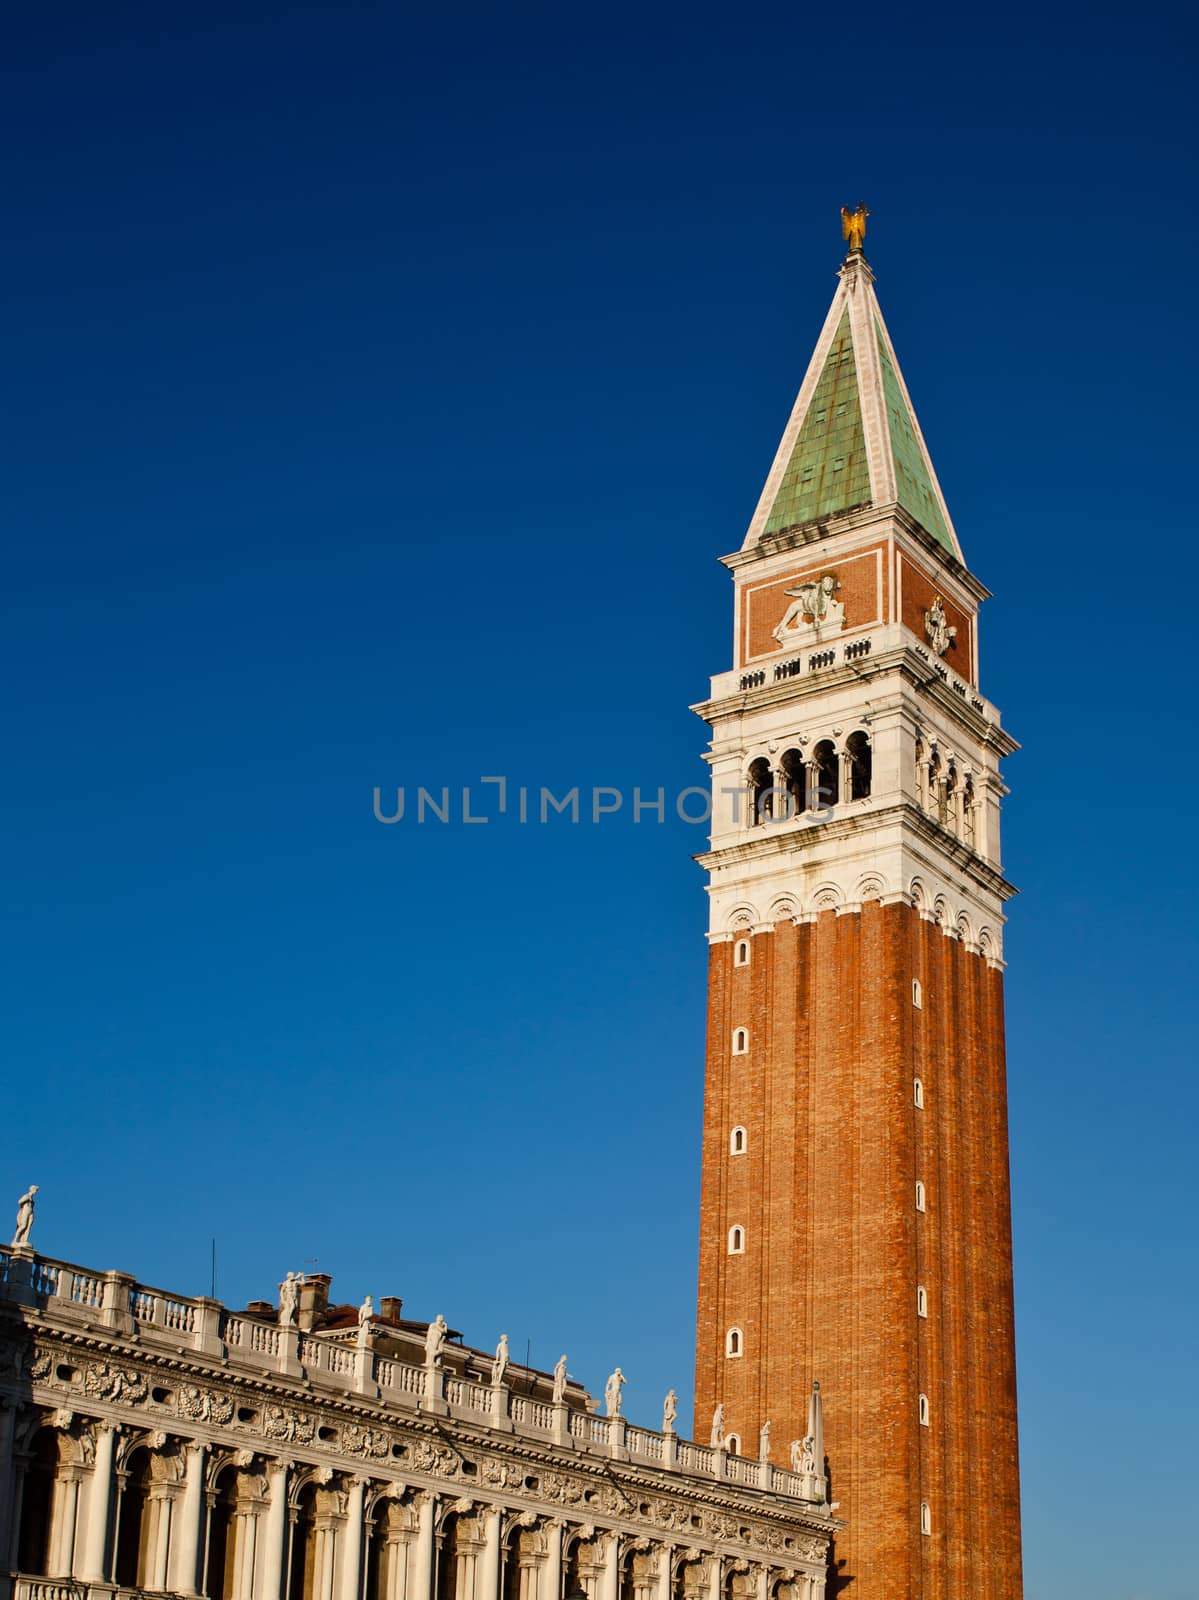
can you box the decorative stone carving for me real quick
[179,1384,234,1424]
[924,596,956,656]
[11,1186,38,1248]
[84,1361,147,1405]
[343,1423,390,1459]
[773,575,845,647]
[263,1404,315,1444]
[552,1355,568,1405]
[407,1438,457,1475]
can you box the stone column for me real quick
[149,1488,175,1590]
[477,1508,501,1600]
[237,1498,262,1600]
[259,1459,290,1600]
[50,1472,81,1577]
[410,1493,435,1600]
[172,1442,209,1596]
[542,1521,563,1600]
[340,1478,367,1600]
[598,1533,619,1600]
[654,1545,672,1600]
[706,1557,722,1600]
[81,1422,117,1583]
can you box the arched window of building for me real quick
[913,1077,924,1109]
[748,758,773,825]
[734,938,751,967]
[725,1434,741,1457]
[288,1481,321,1600]
[917,1284,928,1317]
[963,776,976,847]
[912,978,923,1009]
[114,1446,152,1589]
[206,1464,238,1600]
[919,1393,930,1426]
[847,730,872,799]
[813,740,839,809]
[732,1028,748,1055]
[915,1181,927,1212]
[920,1502,932,1536]
[725,1327,743,1358]
[16,1428,58,1577]
[730,1125,747,1155]
[728,1225,745,1254]
[781,748,806,817]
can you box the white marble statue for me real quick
[759,1418,772,1462]
[799,1435,817,1475]
[357,1296,374,1348]
[552,1355,568,1405]
[789,1438,803,1472]
[924,595,957,657]
[11,1186,38,1249]
[278,1272,299,1327]
[662,1389,678,1434]
[491,1334,509,1387]
[710,1402,726,1450]
[424,1313,448,1365]
[604,1367,626,1418]
[773,573,845,646]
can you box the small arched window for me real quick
[728,1225,745,1255]
[748,758,773,826]
[780,748,806,817]
[919,1393,930,1426]
[917,1285,928,1318]
[847,730,872,800]
[915,1181,926,1213]
[730,1125,747,1155]
[725,1327,743,1358]
[813,739,839,810]
[731,1028,749,1055]
[725,1433,741,1456]
[912,978,923,1009]
[913,1078,924,1109]
[920,1502,932,1536]
[734,938,751,968]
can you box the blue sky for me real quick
[3,4,1197,1597]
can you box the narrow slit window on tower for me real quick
[913,978,923,1008]
[914,1077,924,1109]
[730,1125,747,1156]
[728,1225,745,1255]
[732,1028,749,1055]
[734,938,751,968]
[920,1502,932,1536]
[725,1434,741,1456]
[917,1285,928,1318]
[919,1393,930,1426]
[725,1327,743,1359]
[915,1180,927,1212]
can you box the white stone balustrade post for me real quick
[172,1442,208,1595]
[82,1421,117,1583]
[100,1271,135,1334]
[258,1459,290,1600]
[608,1416,628,1460]
[339,1477,367,1600]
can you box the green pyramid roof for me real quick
[745,257,961,559]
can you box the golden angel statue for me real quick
[841,204,870,252]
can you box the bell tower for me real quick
[692,218,1023,1599]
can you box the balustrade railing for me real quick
[2,1246,826,1504]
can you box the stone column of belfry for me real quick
[81,1421,117,1582]
[259,1458,290,1600]
[692,216,1023,1600]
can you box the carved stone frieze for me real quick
[84,1361,147,1405]
[179,1384,234,1424]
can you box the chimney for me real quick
[298,1273,332,1331]
[380,1296,403,1324]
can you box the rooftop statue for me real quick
[11,1186,37,1249]
[604,1367,627,1417]
[491,1334,509,1387]
[278,1272,299,1327]
[424,1313,448,1365]
[841,203,870,252]
[552,1354,568,1404]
